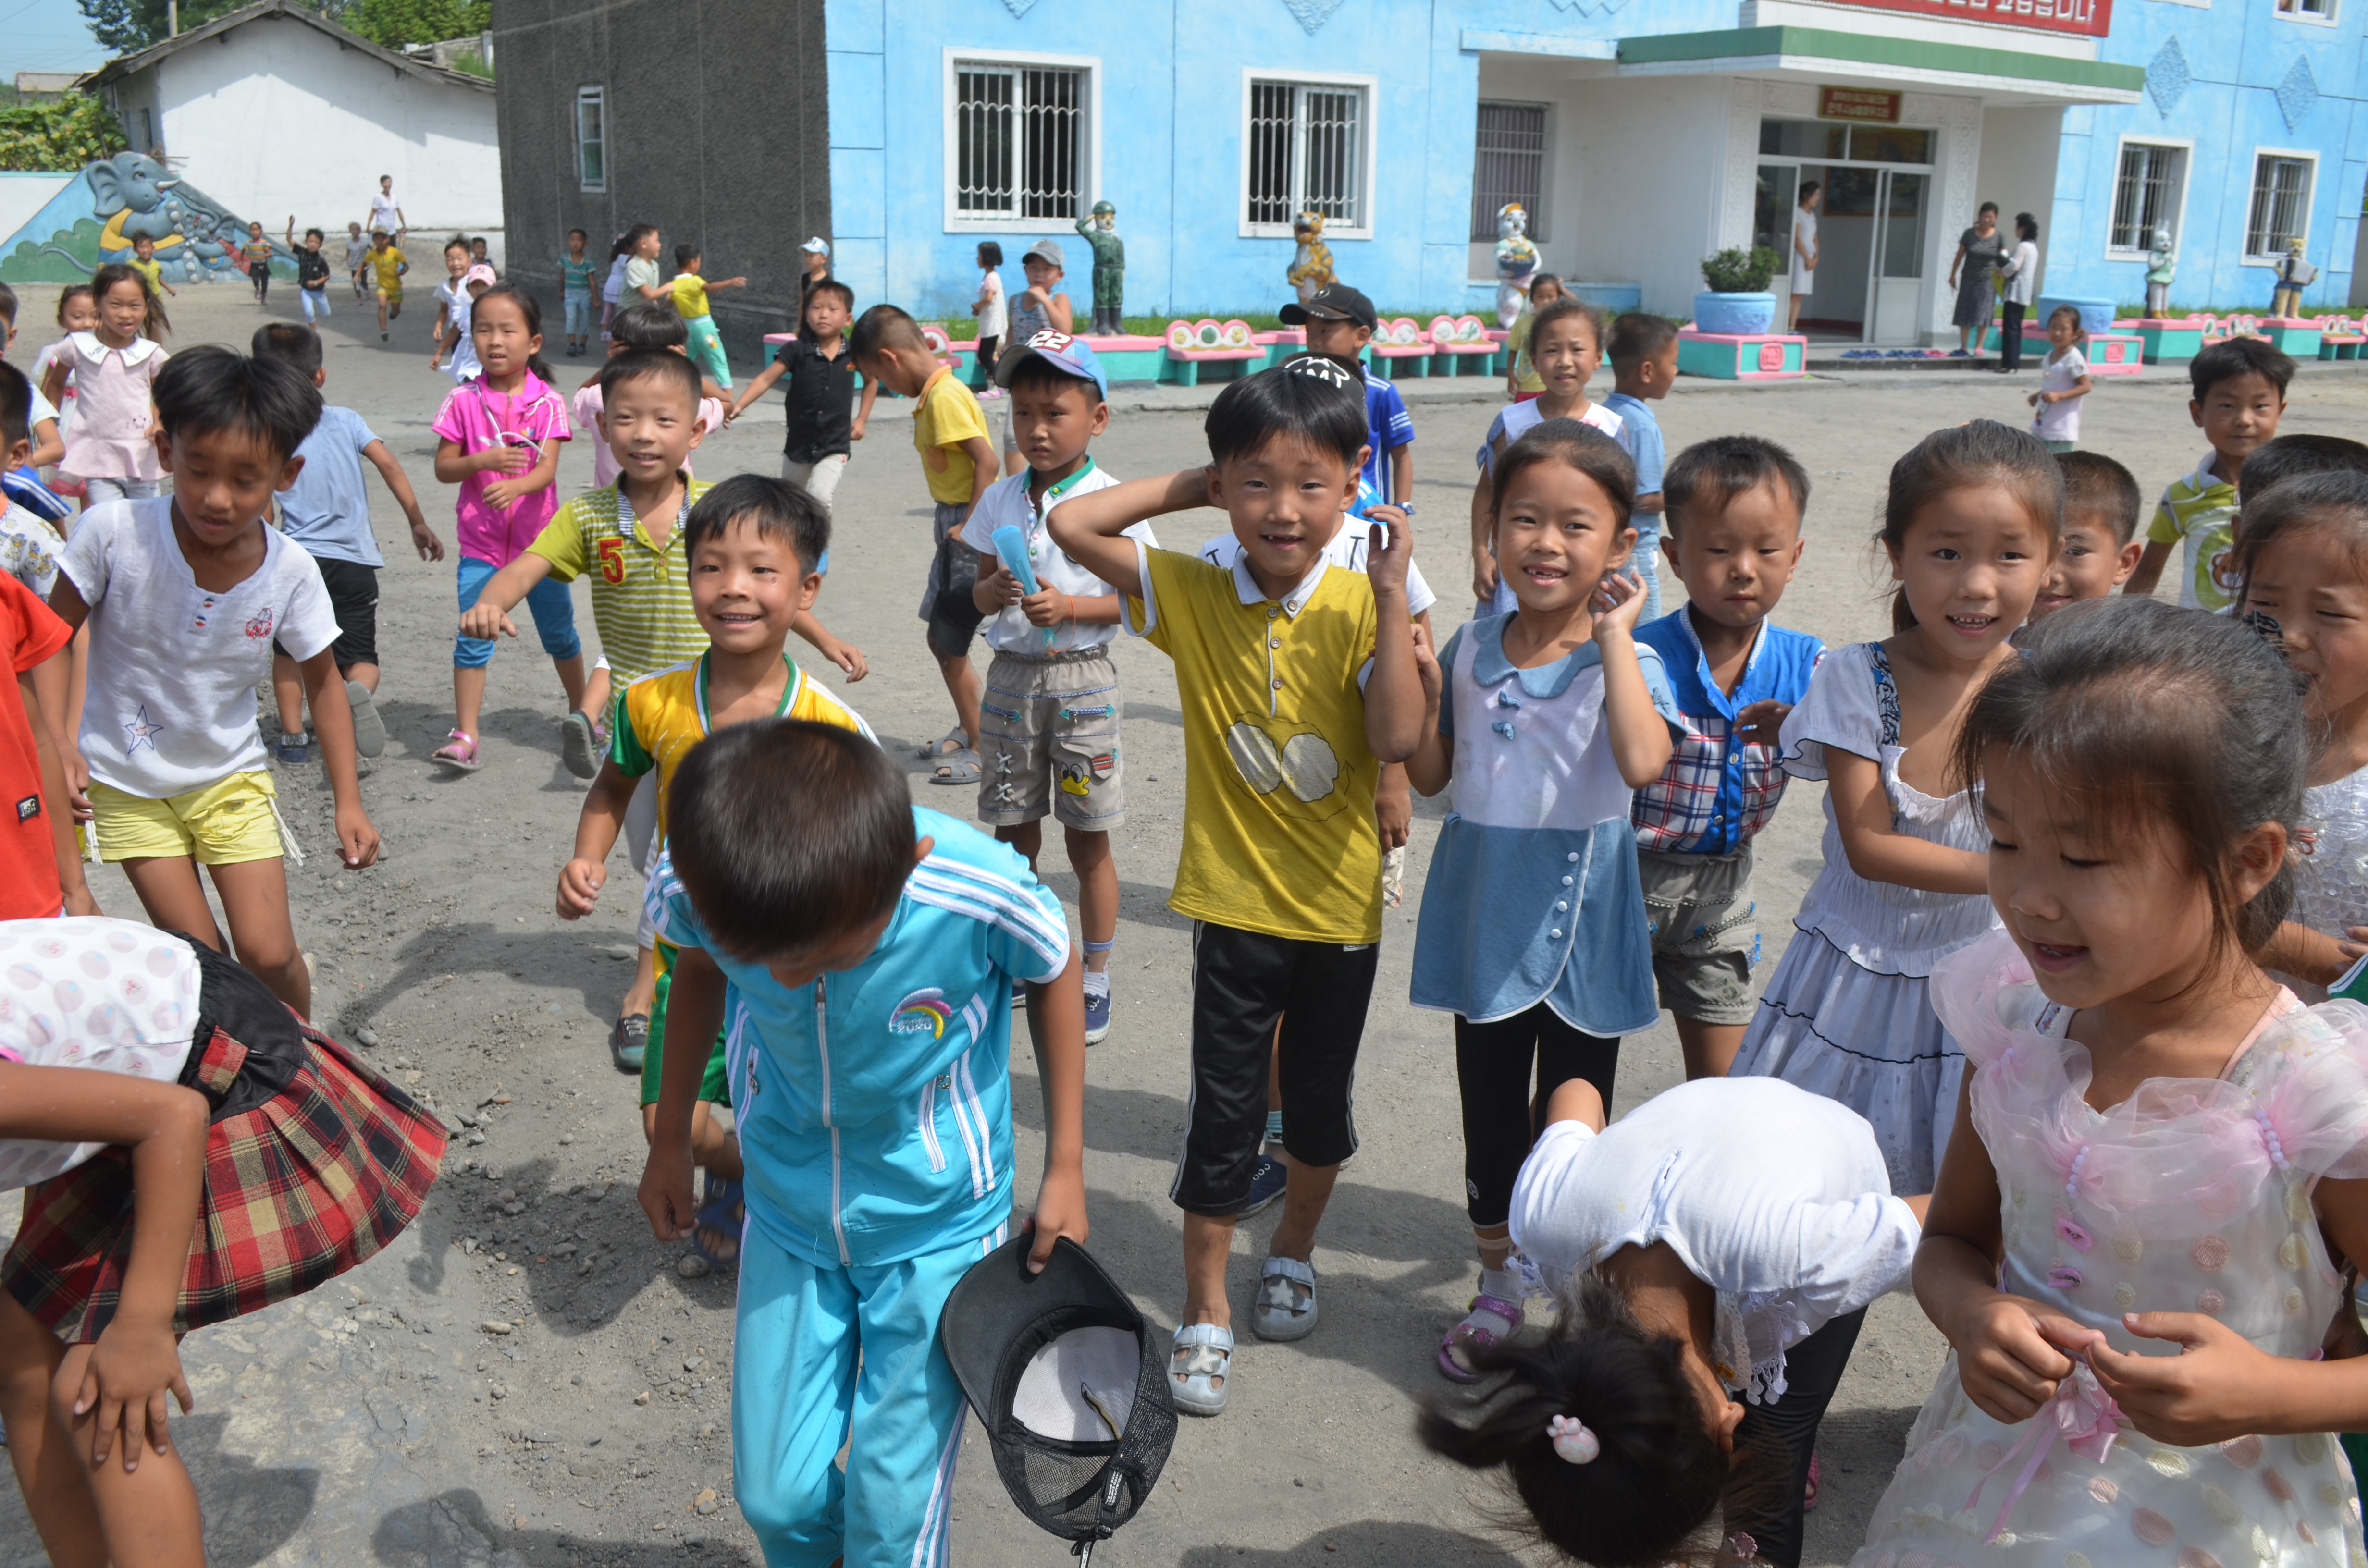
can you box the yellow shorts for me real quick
[90,770,283,866]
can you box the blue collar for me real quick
[1469,612,1602,700]
[1672,605,1765,719]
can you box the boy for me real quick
[2123,335,2294,610]
[1604,311,1679,622]
[565,477,871,1266]
[1630,435,1822,1083]
[669,244,746,392]
[2031,451,2143,619]
[1048,355,1425,1413]
[49,346,379,1015]
[637,718,1087,1565]
[0,364,66,597]
[369,229,407,341]
[963,331,1144,1044]
[241,221,273,305]
[250,322,442,765]
[561,228,599,356]
[851,304,996,786]
[127,234,176,305]
[1280,283,1413,511]
[797,235,832,315]
[344,221,371,300]
[726,278,878,517]
[285,219,332,323]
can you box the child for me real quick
[470,236,490,270]
[0,363,69,598]
[43,265,168,508]
[727,278,876,517]
[368,228,407,341]
[999,239,1073,476]
[0,510,95,916]
[1422,1077,1919,1568]
[2030,450,2143,618]
[669,244,745,391]
[797,234,831,312]
[2026,304,2092,453]
[1283,283,1415,512]
[429,282,578,772]
[250,322,441,768]
[601,230,632,337]
[563,477,870,1264]
[1048,355,1426,1414]
[284,221,332,324]
[560,227,598,355]
[1728,420,2058,1197]
[1604,311,1678,622]
[1853,595,2368,1568]
[1504,272,1564,402]
[49,346,381,1016]
[971,240,1006,396]
[0,284,64,477]
[636,718,1087,1564]
[964,332,1143,1044]
[428,239,476,379]
[2124,335,2294,609]
[851,304,996,786]
[0,917,444,1567]
[622,224,666,311]
[125,233,175,309]
[1471,297,1624,617]
[240,221,272,305]
[572,303,732,494]
[1407,419,1682,1384]
[343,220,371,300]
[1631,435,1821,1083]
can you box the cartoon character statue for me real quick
[1074,199,1126,336]
[2144,228,2176,317]
[1494,202,1540,330]
[1287,210,1334,306]
[2271,238,2318,318]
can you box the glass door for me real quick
[1867,171,1929,344]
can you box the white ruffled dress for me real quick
[2275,766,2368,1003]
[1729,641,1998,1193]
[1850,931,2368,1568]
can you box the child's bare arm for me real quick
[791,608,867,681]
[432,435,491,485]
[482,437,563,510]
[1045,470,1210,600]
[37,359,67,410]
[1829,748,1988,893]
[1022,946,1090,1271]
[21,665,93,914]
[1045,293,1073,333]
[1362,511,1426,764]
[640,946,725,1242]
[960,436,996,522]
[2124,539,2173,598]
[851,378,878,440]
[1470,439,1503,602]
[458,552,556,640]
[728,358,789,418]
[299,648,378,869]
[26,415,62,472]
[2257,920,2354,987]
[1403,625,1451,797]
[1391,444,1414,513]
[559,760,636,918]
[361,440,441,561]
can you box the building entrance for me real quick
[1755,119,1933,344]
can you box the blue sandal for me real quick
[1170,1323,1233,1417]
[692,1176,743,1270]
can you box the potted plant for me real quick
[1694,246,1782,336]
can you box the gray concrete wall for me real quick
[490,0,830,368]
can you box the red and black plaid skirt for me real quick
[2,1019,448,1342]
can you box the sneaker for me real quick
[560,709,601,780]
[275,730,310,764]
[1235,1153,1289,1218]
[345,679,386,759]
[1083,984,1112,1045]
[609,1013,648,1075]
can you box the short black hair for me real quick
[609,302,687,351]
[1605,311,1678,370]
[684,473,830,577]
[1205,356,1367,469]
[0,281,17,329]
[803,277,854,315]
[0,361,29,451]
[1663,434,1810,534]
[1492,418,1636,531]
[1005,351,1101,404]
[674,242,701,271]
[599,347,702,411]
[2054,451,2141,544]
[568,227,588,242]
[849,303,926,362]
[2240,434,2368,500]
[304,226,323,242]
[667,720,913,961]
[2189,335,2295,402]
[250,321,323,379]
[151,344,321,464]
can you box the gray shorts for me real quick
[978,647,1124,830]
[1639,843,1760,1025]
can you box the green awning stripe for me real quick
[1616,25,2147,93]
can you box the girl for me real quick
[33,286,96,500]
[599,230,632,340]
[0,917,445,1568]
[1407,419,1680,1382]
[560,227,598,355]
[2027,304,2092,453]
[1471,296,1626,615]
[1420,1075,1920,1568]
[428,236,478,381]
[240,221,272,305]
[1504,271,1566,402]
[429,283,578,772]
[971,240,1006,397]
[621,224,666,313]
[1854,596,2368,1568]
[1729,420,2057,1197]
[44,266,168,508]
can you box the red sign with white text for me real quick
[1816,0,2110,38]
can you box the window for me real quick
[1470,101,1547,243]
[2277,0,2337,21]
[1242,74,1373,236]
[1756,119,1930,165]
[575,87,605,193]
[2245,152,2315,259]
[2109,141,2185,251]
[949,57,1087,222]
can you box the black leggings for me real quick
[1727,1307,1869,1568]
[1454,1004,1619,1227]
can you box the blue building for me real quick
[492,0,2357,356]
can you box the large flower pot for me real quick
[1692,290,1776,336]
[2039,294,2118,337]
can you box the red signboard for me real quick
[1816,0,2110,38]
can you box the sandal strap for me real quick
[1465,1292,1523,1323]
[1260,1255,1315,1287]
[1173,1341,1231,1378]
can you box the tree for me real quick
[76,0,301,54]
[0,96,129,171]
[337,0,489,48]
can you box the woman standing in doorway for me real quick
[1787,181,1822,332]
[1995,213,2040,374]
[1946,200,2003,356]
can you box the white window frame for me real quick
[574,86,607,194]
[2275,0,2338,26]
[1238,69,1378,241]
[2105,135,2192,256]
[2241,147,2318,264]
[940,48,1100,235]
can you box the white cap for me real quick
[801,236,829,255]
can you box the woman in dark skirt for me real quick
[1947,201,2005,356]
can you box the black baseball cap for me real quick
[1280,283,1377,331]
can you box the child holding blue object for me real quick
[1406,418,1680,1385]
[638,717,1087,1568]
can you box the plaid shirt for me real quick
[1631,607,1824,856]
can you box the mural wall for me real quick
[0,151,288,284]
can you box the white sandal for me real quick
[1252,1255,1318,1342]
[1170,1323,1233,1417]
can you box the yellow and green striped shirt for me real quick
[2143,453,2240,611]
[526,475,712,688]
[613,653,873,843]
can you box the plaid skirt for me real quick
[2,1016,449,1342]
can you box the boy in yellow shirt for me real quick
[669,243,744,393]
[368,229,407,341]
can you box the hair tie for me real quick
[1547,1414,1600,1465]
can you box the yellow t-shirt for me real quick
[613,652,872,841]
[371,246,406,292]
[1508,311,1545,393]
[670,273,711,319]
[125,257,163,295]
[911,366,988,507]
[1125,547,1381,944]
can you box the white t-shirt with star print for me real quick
[59,498,339,798]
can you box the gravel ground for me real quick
[4,280,2364,1568]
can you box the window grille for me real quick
[1470,101,1546,242]
[955,64,1083,220]
[1247,79,1364,230]
[2109,143,2182,251]
[575,87,606,193]
[2245,155,2313,259]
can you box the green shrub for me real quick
[0,97,127,173]
[1700,246,1781,294]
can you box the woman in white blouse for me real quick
[1996,214,2041,375]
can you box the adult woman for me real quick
[1947,201,2004,356]
[1995,213,2040,374]
[1787,183,1822,332]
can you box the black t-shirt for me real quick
[774,335,857,463]
[296,248,331,289]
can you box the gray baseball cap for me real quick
[1024,238,1066,267]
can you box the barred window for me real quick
[2245,154,2314,260]
[1246,78,1366,231]
[953,62,1084,220]
[2109,143,2183,252]
[1470,101,1547,243]
[575,87,606,193]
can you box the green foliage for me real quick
[0,96,127,172]
[1699,245,1782,294]
[336,0,490,49]
[76,0,283,54]
[447,48,493,78]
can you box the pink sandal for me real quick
[432,730,482,772]
[1437,1290,1524,1383]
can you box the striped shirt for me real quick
[613,652,872,844]
[525,476,712,688]
[2143,452,2241,611]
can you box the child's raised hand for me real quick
[457,603,517,642]
[2088,1312,2290,1445]
[558,857,606,919]
[335,803,379,870]
[1365,507,1414,600]
[1589,565,1649,637]
[1737,698,1791,749]
[1945,1288,2092,1424]
[74,1322,193,1471]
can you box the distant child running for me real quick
[125,235,175,311]
[429,238,478,380]
[2028,451,2142,619]
[343,221,371,300]
[2025,305,2091,453]
[1473,297,1625,617]
[43,265,168,508]
[368,229,407,341]
[240,222,273,305]
[2123,336,2294,609]
[286,220,333,324]
[727,277,876,518]
[669,244,745,392]
[560,228,599,356]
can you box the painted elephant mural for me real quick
[0,152,285,284]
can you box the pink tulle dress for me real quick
[1851,930,2368,1568]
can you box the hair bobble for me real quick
[1547,1414,1600,1465]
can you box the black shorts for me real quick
[1169,921,1379,1217]
[925,503,985,659]
[248,262,270,282]
[275,558,379,671]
